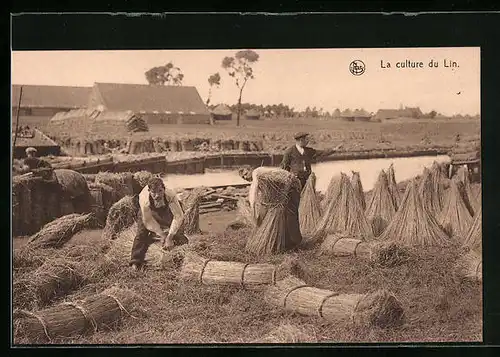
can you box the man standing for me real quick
[23,147,52,171]
[280,132,343,189]
[131,177,188,270]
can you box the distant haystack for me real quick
[351,171,366,211]
[379,180,450,247]
[387,164,401,210]
[438,179,474,242]
[463,206,482,253]
[211,104,233,121]
[312,173,374,243]
[365,170,397,237]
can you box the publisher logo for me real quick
[349,60,366,76]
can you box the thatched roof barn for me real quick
[88,82,211,124]
[211,104,233,121]
[245,108,261,120]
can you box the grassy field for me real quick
[34,116,480,153]
[13,210,482,345]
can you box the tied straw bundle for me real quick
[454,251,482,282]
[462,206,482,253]
[351,171,366,211]
[132,171,154,194]
[379,180,450,247]
[13,286,140,344]
[181,187,205,235]
[180,251,302,291]
[102,195,140,240]
[264,276,404,328]
[245,169,302,256]
[312,173,374,245]
[387,163,401,211]
[27,213,97,249]
[319,233,411,268]
[298,173,323,241]
[95,172,135,200]
[418,168,443,217]
[365,170,397,237]
[437,178,473,242]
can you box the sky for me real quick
[11,47,480,116]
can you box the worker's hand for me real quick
[161,233,175,251]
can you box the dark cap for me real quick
[294,132,309,140]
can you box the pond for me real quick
[163,155,451,193]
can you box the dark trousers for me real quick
[130,211,189,266]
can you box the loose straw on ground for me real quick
[27,213,97,249]
[319,233,411,268]
[365,170,397,237]
[437,178,473,242]
[264,276,404,328]
[379,179,450,247]
[258,322,318,343]
[298,173,323,241]
[13,286,139,344]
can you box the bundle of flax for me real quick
[387,163,401,211]
[179,251,300,291]
[27,213,97,249]
[456,166,476,216]
[95,172,135,200]
[13,258,83,311]
[322,174,342,210]
[226,198,255,231]
[54,169,92,214]
[264,276,404,328]
[312,173,374,245]
[181,187,204,235]
[462,206,482,253]
[298,173,323,240]
[319,233,411,268]
[431,161,450,189]
[437,178,473,242]
[102,195,140,240]
[245,169,302,256]
[258,322,318,343]
[418,168,443,217]
[105,222,166,269]
[13,286,138,344]
[454,251,482,282]
[365,170,397,237]
[132,171,154,195]
[378,180,450,247]
[351,171,366,211]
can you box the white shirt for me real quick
[295,143,305,155]
[138,185,184,237]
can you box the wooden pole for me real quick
[13,86,23,160]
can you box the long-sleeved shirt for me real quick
[280,145,337,176]
[138,185,184,238]
[24,157,52,171]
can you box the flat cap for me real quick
[294,132,309,140]
[25,147,37,153]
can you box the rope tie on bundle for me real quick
[318,292,340,319]
[15,309,52,341]
[102,292,138,319]
[241,263,249,288]
[282,285,308,308]
[350,295,364,324]
[62,301,98,332]
[199,259,211,284]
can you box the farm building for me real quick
[339,109,354,121]
[11,84,92,127]
[245,108,261,120]
[87,83,211,125]
[47,108,149,135]
[342,109,372,122]
[374,107,423,121]
[12,127,61,159]
[211,104,233,121]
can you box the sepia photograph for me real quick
[11,46,482,345]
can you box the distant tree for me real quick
[333,108,341,118]
[145,62,184,86]
[428,110,437,119]
[221,50,260,126]
[206,72,221,106]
